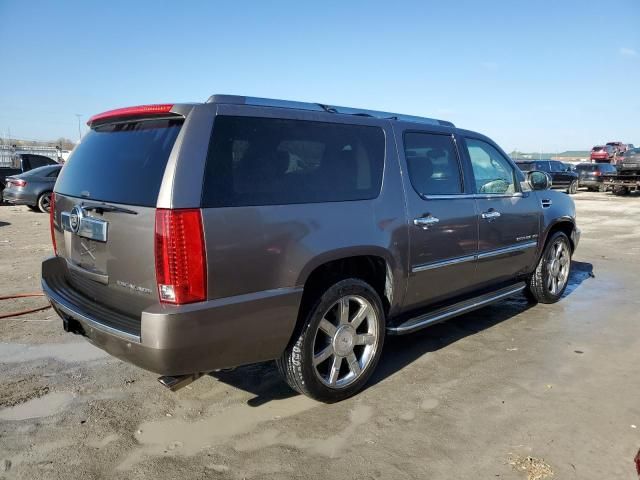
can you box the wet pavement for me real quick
[0,191,639,479]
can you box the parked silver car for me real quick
[3,164,61,212]
[42,95,579,402]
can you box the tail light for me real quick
[9,179,26,187]
[593,171,601,176]
[155,209,207,304]
[49,193,57,255]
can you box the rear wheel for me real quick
[526,231,572,304]
[277,278,385,402]
[567,180,578,194]
[37,191,52,213]
[613,186,629,196]
[597,183,606,192]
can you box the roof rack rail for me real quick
[206,94,454,128]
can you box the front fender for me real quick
[535,189,578,249]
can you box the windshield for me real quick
[55,118,182,206]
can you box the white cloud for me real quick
[620,47,638,57]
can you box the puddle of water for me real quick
[0,341,108,364]
[233,404,374,458]
[0,392,74,421]
[118,395,318,470]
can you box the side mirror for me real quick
[527,170,552,191]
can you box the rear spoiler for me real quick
[86,104,196,128]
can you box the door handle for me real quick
[481,210,501,220]
[413,215,440,229]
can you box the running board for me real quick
[387,282,526,335]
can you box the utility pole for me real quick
[75,114,82,142]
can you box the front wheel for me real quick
[277,278,385,402]
[567,180,578,194]
[526,231,572,304]
[37,191,53,213]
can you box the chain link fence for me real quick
[0,145,63,167]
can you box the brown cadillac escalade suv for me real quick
[42,95,579,402]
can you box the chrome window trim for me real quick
[422,192,524,200]
[412,240,537,273]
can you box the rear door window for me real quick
[202,116,385,207]
[54,119,182,206]
[403,132,463,195]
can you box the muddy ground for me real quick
[1,191,639,479]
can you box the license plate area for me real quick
[61,210,108,242]
[61,207,109,278]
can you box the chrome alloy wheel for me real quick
[39,192,52,213]
[547,239,570,295]
[312,295,380,389]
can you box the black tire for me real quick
[37,191,53,213]
[567,180,578,194]
[27,205,40,212]
[613,186,629,196]
[526,231,572,304]
[277,278,385,402]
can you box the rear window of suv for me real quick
[54,119,182,206]
[202,116,385,207]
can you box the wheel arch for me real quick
[541,217,576,252]
[295,248,398,321]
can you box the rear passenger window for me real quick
[202,116,385,207]
[403,133,463,195]
[28,156,50,169]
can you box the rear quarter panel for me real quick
[191,104,409,315]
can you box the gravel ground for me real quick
[0,191,639,479]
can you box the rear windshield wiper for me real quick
[81,201,138,215]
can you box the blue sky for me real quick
[0,0,638,152]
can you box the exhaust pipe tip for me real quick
[157,373,204,392]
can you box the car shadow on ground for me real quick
[211,261,594,406]
[0,220,10,227]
